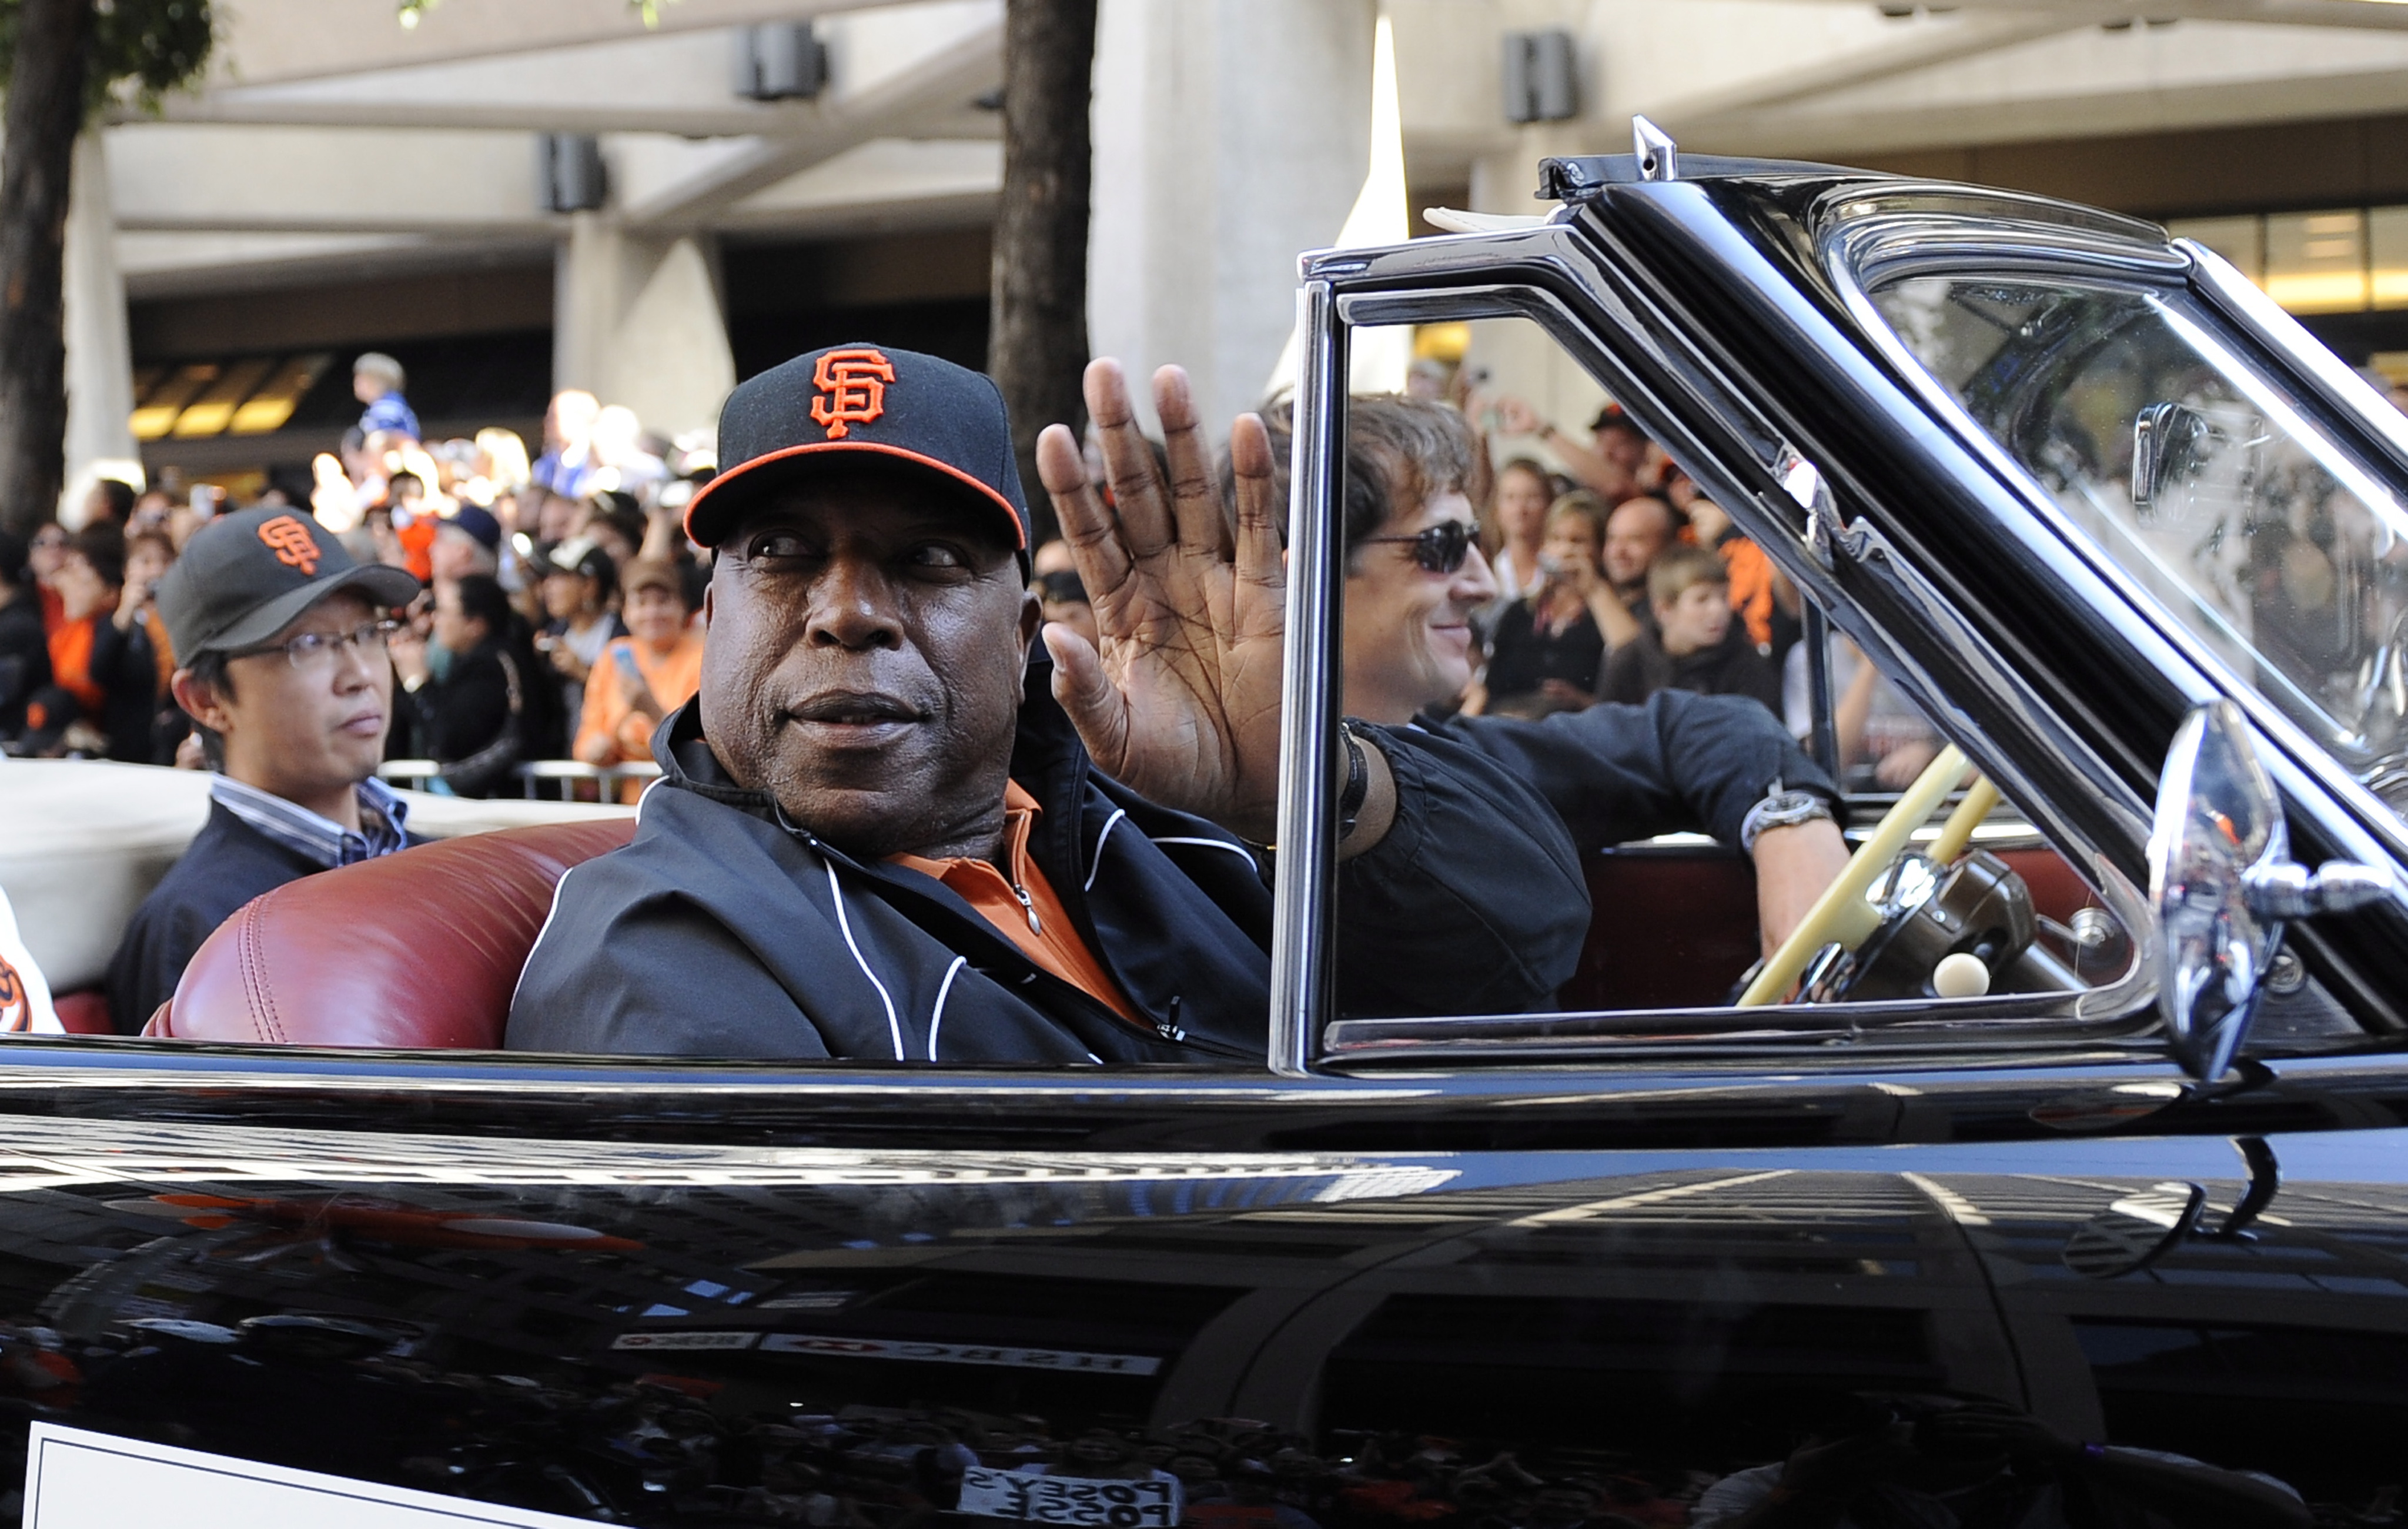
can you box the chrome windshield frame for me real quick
[1820,207,2408,889]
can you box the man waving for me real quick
[507,345,1585,1063]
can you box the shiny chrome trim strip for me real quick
[1267,278,1345,1079]
[2185,237,2408,480]
[1328,993,2156,1059]
[1819,216,2408,884]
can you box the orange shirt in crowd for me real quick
[37,584,62,637]
[145,610,176,693]
[889,781,1138,1025]
[48,617,102,715]
[576,629,704,798]
[1718,535,1777,649]
[396,515,437,584]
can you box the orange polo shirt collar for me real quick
[888,782,1140,1025]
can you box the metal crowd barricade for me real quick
[376,759,662,800]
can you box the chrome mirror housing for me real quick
[2148,700,2389,1079]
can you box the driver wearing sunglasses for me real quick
[108,509,424,1033]
[1263,396,1852,963]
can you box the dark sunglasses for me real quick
[1357,519,1474,574]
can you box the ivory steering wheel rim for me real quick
[1734,746,1980,1007]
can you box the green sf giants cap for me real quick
[156,508,423,660]
[682,343,1031,559]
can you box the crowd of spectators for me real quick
[1415,386,1939,788]
[0,341,1948,799]
[0,353,718,797]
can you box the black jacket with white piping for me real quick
[504,665,1588,1064]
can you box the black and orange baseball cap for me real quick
[156,507,421,660]
[682,342,1031,558]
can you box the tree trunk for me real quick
[988,0,1096,549]
[0,0,95,538]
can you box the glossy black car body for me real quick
[3,152,2406,1526]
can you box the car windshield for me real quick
[1865,274,2408,820]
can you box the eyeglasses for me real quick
[230,619,403,672]
[1357,519,1474,574]
[30,531,68,550]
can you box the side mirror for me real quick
[2129,400,2265,523]
[2148,700,2389,1079]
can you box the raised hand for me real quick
[1035,360,1286,839]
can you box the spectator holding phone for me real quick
[1469,492,1640,717]
[574,557,701,797]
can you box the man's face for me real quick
[200,592,392,800]
[1342,490,1496,726]
[1655,579,1732,655]
[1596,422,1648,474]
[1603,498,1673,589]
[700,471,1035,860]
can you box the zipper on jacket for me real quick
[1008,880,1041,933]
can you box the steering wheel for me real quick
[1734,746,1999,1007]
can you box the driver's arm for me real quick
[1439,691,1850,950]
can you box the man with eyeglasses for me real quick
[108,509,423,1033]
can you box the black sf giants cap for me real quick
[156,508,423,662]
[683,343,1031,558]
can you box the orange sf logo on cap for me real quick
[810,348,895,440]
[257,514,320,575]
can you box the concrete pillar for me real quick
[1087,0,1375,438]
[60,132,142,527]
[553,212,737,442]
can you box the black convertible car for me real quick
[0,123,2403,1527]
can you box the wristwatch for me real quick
[1740,780,1834,853]
[1336,720,1370,837]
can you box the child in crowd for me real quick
[1601,545,1780,714]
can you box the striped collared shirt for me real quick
[208,774,410,870]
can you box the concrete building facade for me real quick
[69,0,2408,509]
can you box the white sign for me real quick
[758,1334,1161,1374]
[24,1424,595,1528]
[608,1330,759,1351]
[958,1467,1182,1527]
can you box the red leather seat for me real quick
[145,820,634,1049]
